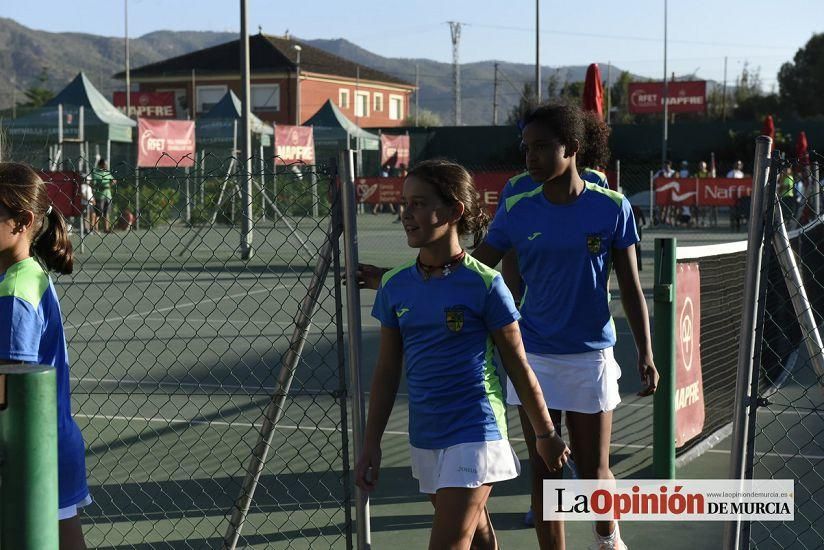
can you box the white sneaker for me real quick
[589,523,627,550]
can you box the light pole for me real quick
[661,0,669,172]
[293,45,302,125]
[125,0,130,118]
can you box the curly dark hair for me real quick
[521,101,611,171]
[407,159,489,248]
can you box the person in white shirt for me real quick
[727,160,745,179]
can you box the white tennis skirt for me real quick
[410,439,521,495]
[506,347,622,413]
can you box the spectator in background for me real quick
[727,160,745,179]
[80,178,94,233]
[695,161,710,227]
[373,164,396,215]
[393,164,408,224]
[91,159,116,233]
[679,161,690,178]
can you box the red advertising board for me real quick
[655,177,752,206]
[274,125,315,165]
[38,171,82,217]
[114,91,177,118]
[628,81,707,114]
[380,134,410,169]
[356,170,517,212]
[675,263,706,447]
[137,119,195,168]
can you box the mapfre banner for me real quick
[274,125,315,165]
[655,177,752,206]
[137,119,195,168]
[114,91,177,118]
[380,134,410,168]
[356,171,517,212]
[628,81,707,114]
[675,263,705,447]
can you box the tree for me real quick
[559,81,584,102]
[22,67,54,108]
[609,71,635,123]
[778,33,824,117]
[506,82,537,125]
[404,108,442,127]
[546,70,561,99]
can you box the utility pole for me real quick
[535,0,541,103]
[661,0,669,172]
[492,62,499,125]
[415,63,420,126]
[722,56,728,121]
[448,21,462,126]
[124,0,130,118]
[239,0,253,260]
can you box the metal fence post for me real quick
[653,237,676,478]
[724,135,773,550]
[341,149,371,549]
[649,170,655,226]
[0,365,59,549]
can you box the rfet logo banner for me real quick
[675,263,705,447]
[655,178,752,206]
[628,81,707,114]
[274,125,315,165]
[380,134,410,169]
[114,92,177,118]
[137,118,195,168]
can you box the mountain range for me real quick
[0,16,641,125]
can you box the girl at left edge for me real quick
[0,162,90,549]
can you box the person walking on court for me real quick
[0,163,91,549]
[355,159,570,550]
[91,159,116,233]
[356,103,657,550]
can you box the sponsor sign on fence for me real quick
[655,177,752,206]
[628,81,707,114]
[675,263,705,447]
[137,119,195,168]
[274,125,315,165]
[380,134,410,169]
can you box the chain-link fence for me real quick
[729,148,823,549]
[35,153,354,548]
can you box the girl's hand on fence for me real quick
[342,264,387,290]
[355,445,382,492]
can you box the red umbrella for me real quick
[582,63,605,120]
[762,115,775,141]
[796,131,810,165]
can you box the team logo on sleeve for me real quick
[586,234,602,254]
[445,307,465,332]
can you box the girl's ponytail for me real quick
[32,207,74,275]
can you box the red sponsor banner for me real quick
[675,263,706,447]
[114,91,177,118]
[38,171,83,217]
[380,134,410,169]
[655,177,752,206]
[628,81,707,114]
[355,170,518,212]
[137,119,195,168]
[274,125,315,165]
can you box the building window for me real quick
[389,95,404,120]
[355,91,370,117]
[251,84,280,111]
[373,93,384,112]
[339,89,350,109]
[197,85,227,113]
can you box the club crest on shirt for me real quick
[445,307,465,332]
[586,234,602,254]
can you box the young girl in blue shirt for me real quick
[0,163,90,549]
[355,159,570,550]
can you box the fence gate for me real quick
[52,154,353,549]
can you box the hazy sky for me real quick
[2,0,819,89]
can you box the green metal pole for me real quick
[0,365,59,549]
[653,238,677,479]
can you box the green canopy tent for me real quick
[303,100,380,175]
[1,72,135,169]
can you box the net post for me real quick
[653,237,677,478]
[340,149,372,549]
[723,135,773,550]
[0,365,58,549]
